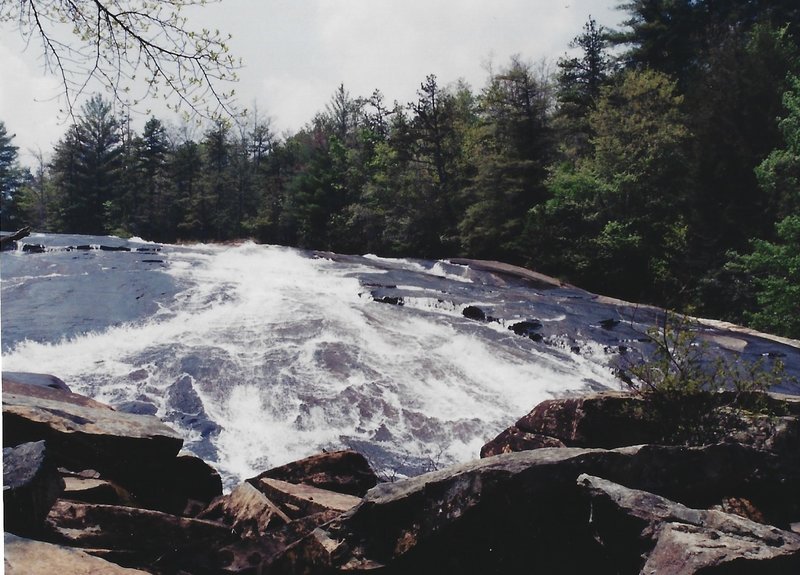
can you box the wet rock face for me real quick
[2,383,184,498]
[3,441,65,537]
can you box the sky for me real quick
[0,0,623,165]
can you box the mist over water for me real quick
[4,234,798,488]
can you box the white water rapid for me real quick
[2,238,622,486]
[6,235,797,488]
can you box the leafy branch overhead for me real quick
[1,0,240,118]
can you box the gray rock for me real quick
[3,440,65,536]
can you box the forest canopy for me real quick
[2,1,800,339]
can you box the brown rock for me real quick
[251,477,362,520]
[2,389,183,505]
[2,371,71,392]
[250,450,378,497]
[45,499,235,568]
[501,391,800,456]
[4,532,150,575]
[272,443,800,574]
[199,482,290,538]
[62,475,135,506]
[212,510,340,574]
[480,426,565,457]
[514,392,655,448]
[152,453,224,515]
[2,377,110,410]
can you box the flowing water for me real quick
[3,233,799,488]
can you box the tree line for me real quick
[2,0,800,339]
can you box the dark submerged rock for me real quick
[462,305,486,321]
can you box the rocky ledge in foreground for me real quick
[4,371,800,574]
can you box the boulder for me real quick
[212,510,341,574]
[4,532,151,575]
[250,450,378,496]
[2,378,110,410]
[2,388,183,499]
[271,447,630,574]
[3,440,65,536]
[199,481,290,539]
[504,391,800,454]
[271,443,800,573]
[251,477,362,520]
[45,499,235,571]
[62,475,135,506]
[513,392,656,448]
[153,453,224,515]
[480,426,565,457]
[2,371,71,392]
[578,474,800,574]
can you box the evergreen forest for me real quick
[2,1,800,339]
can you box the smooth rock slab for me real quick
[2,391,182,479]
[4,532,150,575]
[252,477,362,520]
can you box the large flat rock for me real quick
[252,477,362,520]
[4,532,150,575]
[2,390,183,477]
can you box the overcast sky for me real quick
[0,0,623,165]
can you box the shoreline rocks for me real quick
[4,371,800,574]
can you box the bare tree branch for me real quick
[1,0,241,119]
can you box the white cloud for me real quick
[0,0,623,155]
[0,40,65,165]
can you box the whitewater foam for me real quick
[3,239,621,487]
